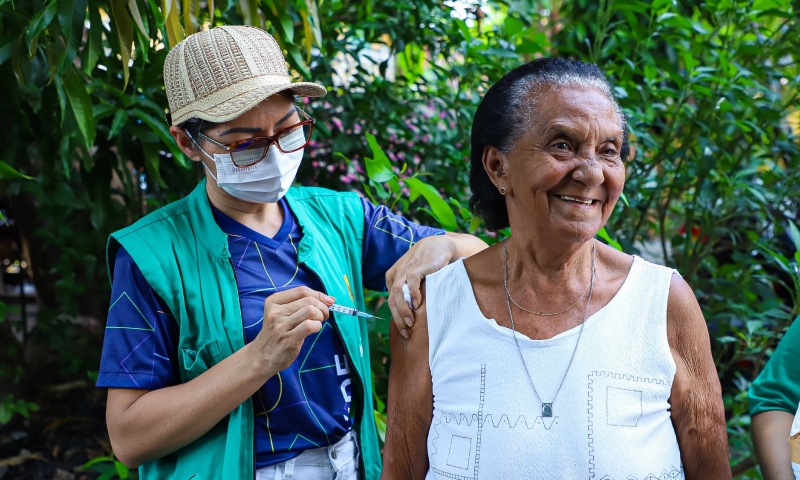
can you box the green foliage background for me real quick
[1,0,799,476]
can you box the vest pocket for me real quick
[181,340,222,381]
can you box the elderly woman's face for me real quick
[499,86,625,243]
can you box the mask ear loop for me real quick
[200,159,218,183]
[185,131,219,183]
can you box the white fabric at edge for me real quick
[424,256,683,479]
[790,401,800,479]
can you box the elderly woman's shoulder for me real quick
[600,243,677,278]
[601,244,699,321]
[460,243,504,287]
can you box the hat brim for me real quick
[171,80,327,125]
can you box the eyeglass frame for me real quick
[186,106,315,168]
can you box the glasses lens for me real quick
[230,138,270,167]
[277,123,312,153]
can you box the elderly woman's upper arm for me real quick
[666,273,730,478]
[382,288,433,480]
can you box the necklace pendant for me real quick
[542,403,553,417]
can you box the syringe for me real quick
[329,283,413,321]
[329,304,386,320]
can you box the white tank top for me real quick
[424,256,683,480]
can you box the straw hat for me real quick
[164,25,327,126]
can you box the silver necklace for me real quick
[507,272,591,316]
[502,239,596,418]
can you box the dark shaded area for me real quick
[0,384,109,480]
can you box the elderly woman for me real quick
[96,26,485,480]
[382,58,730,479]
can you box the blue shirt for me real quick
[97,197,443,468]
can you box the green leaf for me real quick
[110,0,134,90]
[455,18,472,42]
[373,410,386,443]
[25,0,59,55]
[753,0,785,9]
[469,214,482,233]
[163,0,185,48]
[364,133,395,183]
[83,6,103,75]
[619,191,630,207]
[404,177,457,231]
[237,0,260,30]
[788,221,800,254]
[62,66,96,150]
[183,0,197,35]
[0,36,14,67]
[756,241,793,275]
[82,456,114,469]
[284,45,309,77]
[147,0,165,26]
[746,320,763,335]
[596,227,623,251]
[131,108,187,167]
[58,0,88,68]
[0,404,11,424]
[0,160,32,180]
[115,460,129,479]
[503,16,524,37]
[129,0,149,37]
[142,141,169,188]
[298,0,322,62]
[108,109,127,140]
[97,469,116,480]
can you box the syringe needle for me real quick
[330,304,386,320]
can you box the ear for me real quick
[170,126,202,163]
[482,146,511,194]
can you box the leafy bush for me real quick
[0,0,798,476]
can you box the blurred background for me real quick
[0,0,799,478]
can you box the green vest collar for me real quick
[187,180,318,262]
[284,187,316,264]
[187,179,229,258]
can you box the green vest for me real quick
[106,180,382,480]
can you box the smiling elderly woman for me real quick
[381,59,730,479]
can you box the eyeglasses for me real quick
[192,108,315,168]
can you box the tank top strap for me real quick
[425,258,474,366]
[619,256,677,327]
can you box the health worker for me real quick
[96,25,486,480]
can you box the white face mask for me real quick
[197,140,304,204]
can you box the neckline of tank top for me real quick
[454,254,642,346]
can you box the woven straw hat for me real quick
[164,25,327,126]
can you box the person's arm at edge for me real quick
[667,273,731,479]
[107,341,277,468]
[381,283,433,479]
[749,314,800,480]
[107,287,334,468]
[443,231,489,261]
[752,410,794,480]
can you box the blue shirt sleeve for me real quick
[360,198,446,291]
[96,247,180,390]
